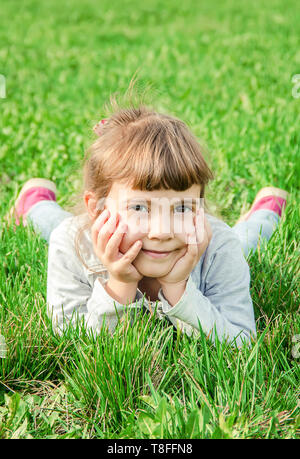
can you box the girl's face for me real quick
[99,181,202,278]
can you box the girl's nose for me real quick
[147,215,174,239]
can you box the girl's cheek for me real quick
[119,224,144,254]
[120,213,148,236]
[119,211,146,229]
[180,233,189,245]
[173,214,195,240]
[174,218,194,243]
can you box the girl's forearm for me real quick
[160,280,188,307]
[103,277,138,305]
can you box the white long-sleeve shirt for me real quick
[46,212,257,346]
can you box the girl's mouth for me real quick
[142,249,172,258]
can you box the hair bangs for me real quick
[100,118,211,195]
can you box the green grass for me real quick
[0,0,299,439]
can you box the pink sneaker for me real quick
[236,186,289,224]
[5,178,57,228]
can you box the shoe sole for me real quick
[4,178,57,226]
[236,186,289,225]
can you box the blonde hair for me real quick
[65,85,217,273]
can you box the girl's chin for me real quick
[137,270,170,279]
[133,262,173,278]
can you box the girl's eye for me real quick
[129,204,193,213]
[129,204,148,212]
[174,205,193,213]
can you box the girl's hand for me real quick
[157,209,212,286]
[91,209,144,284]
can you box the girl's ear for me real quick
[84,191,99,220]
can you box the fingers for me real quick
[92,209,142,267]
[92,209,123,254]
[118,240,143,268]
[185,219,199,259]
[105,221,128,258]
[91,209,110,248]
[97,212,119,253]
[185,209,212,261]
[194,208,212,245]
[195,207,205,244]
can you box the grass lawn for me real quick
[0,0,299,439]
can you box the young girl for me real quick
[6,105,288,346]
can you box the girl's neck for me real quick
[138,277,161,302]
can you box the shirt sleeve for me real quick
[157,234,257,347]
[46,225,143,335]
